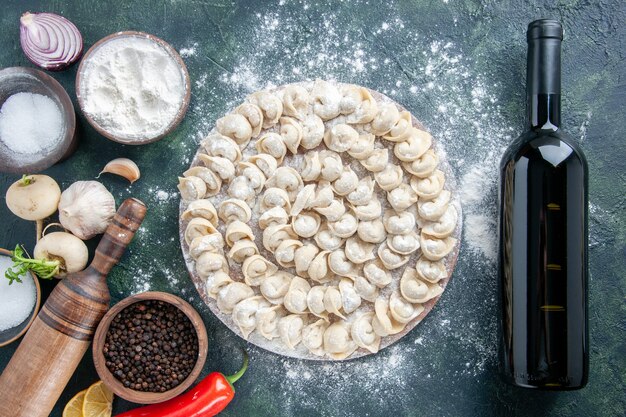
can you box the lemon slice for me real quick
[63,389,87,417]
[82,381,114,417]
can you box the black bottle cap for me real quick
[527,19,564,41]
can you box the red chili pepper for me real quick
[116,352,248,417]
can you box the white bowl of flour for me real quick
[76,31,190,145]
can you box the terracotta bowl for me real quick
[75,31,191,145]
[0,248,42,347]
[0,67,77,174]
[92,291,208,404]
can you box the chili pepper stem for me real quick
[225,351,249,386]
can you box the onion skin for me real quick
[19,11,83,71]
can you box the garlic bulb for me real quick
[59,181,116,239]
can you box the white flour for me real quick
[80,36,186,139]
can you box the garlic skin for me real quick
[99,158,141,183]
[58,181,116,240]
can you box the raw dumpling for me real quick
[347,132,375,160]
[201,133,242,163]
[283,276,311,314]
[311,79,341,120]
[278,314,307,349]
[184,217,218,245]
[328,249,356,277]
[216,113,253,148]
[280,117,303,154]
[302,319,329,356]
[242,255,278,286]
[281,85,309,120]
[328,212,358,238]
[232,296,270,339]
[374,164,403,191]
[218,198,252,224]
[178,176,207,201]
[256,305,286,340]
[226,175,255,204]
[323,322,357,360]
[274,239,304,268]
[403,149,439,178]
[417,189,451,221]
[347,176,375,206]
[377,241,410,270]
[260,271,293,304]
[308,250,334,283]
[410,170,445,200]
[227,238,259,263]
[255,132,287,164]
[216,282,254,314]
[224,220,254,246]
[399,267,444,303]
[387,232,421,255]
[196,252,229,277]
[357,219,386,244]
[389,291,424,324]
[323,124,358,153]
[309,181,335,208]
[420,234,457,261]
[387,183,418,211]
[314,225,345,251]
[248,91,283,128]
[371,297,404,337]
[351,312,380,353]
[266,167,304,201]
[294,244,320,278]
[342,86,378,124]
[198,155,236,182]
[383,210,416,235]
[302,151,322,181]
[306,285,328,320]
[301,114,325,149]
[181,199,218,226]
[189,233,224,259]
[260,187,292,212]
[393,128,432,162]
[344,236,376,264]
[319,150,343,182]
[291,184,316,216]
[338,278,361,314]
[350,199,382,221]
[382,111,412,142]
[247,153,278,178]
[353,275,379,302]
[237,162,266,193]
[359,148,388,173]
[323,286,346,320]
[258,206,289,229]
[315,199,346,222]
[235,102,264,137]
[415,257,448,283]
[205,271,233,299]
[184,166,222,197]
[262,224,297,252]
[371,102,400,136]
[363,261,392,288]
[332,167,359,196]
[421,205,458,238]
[292,211,322,238]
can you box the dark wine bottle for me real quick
[498,19,589,390]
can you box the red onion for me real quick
[19,11,83,71]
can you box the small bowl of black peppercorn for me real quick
[93,291,208,404]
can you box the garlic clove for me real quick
[58,181,116,240]
[98,158,141,184]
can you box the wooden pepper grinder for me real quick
[0,198,147,417]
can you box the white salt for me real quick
[0,255,37,332]
[0,92,63,156]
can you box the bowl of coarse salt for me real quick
[76,31,191,145]
[0,67,78,174]
[0,248,41,347]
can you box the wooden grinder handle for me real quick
[0,198,147,417]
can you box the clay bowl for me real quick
[75,31,191,145]
[92,291,208,404]
[0,248,42,347]
[0,67,77,174]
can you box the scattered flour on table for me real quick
[181,0,514,405]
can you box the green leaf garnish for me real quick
[4,244,60,284]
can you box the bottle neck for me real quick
[526,37,562,130]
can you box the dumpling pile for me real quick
[179,80,459,360]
